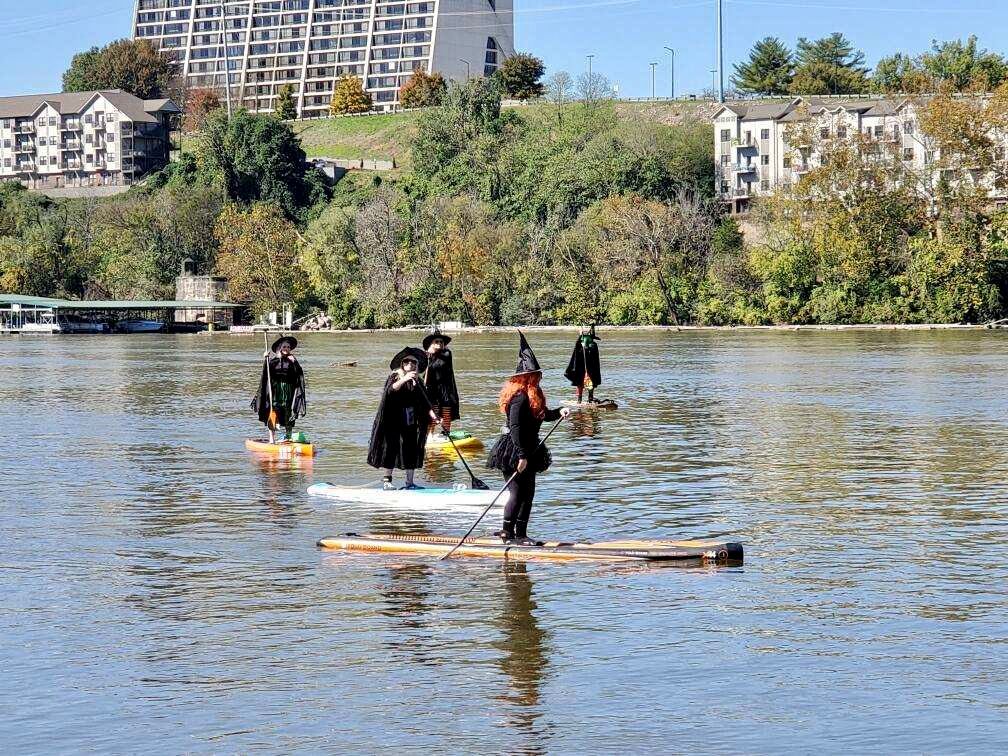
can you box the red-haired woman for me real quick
[486,333,571,544]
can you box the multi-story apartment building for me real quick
[0,90,179,190]
[133,0,515,117]
[713,96,947,214]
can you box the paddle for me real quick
[439,414,567,561]
[414,378,488,490]
[263,333,278,435]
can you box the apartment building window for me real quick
[744,131,752,144]
[720,154,729,165]
[85,115,93,125]
[893,124,901,138]
[837,126,847,138]
[903,121,914,134]
[107,133,116,143]
[761,180,770,190]
[760,128,770,140]
[903,147,914,161]
[86,155,93,164]
[761,155,770,165]
[924,150,935,164]
[720,128,730,141]
[820,127,829,139]
[3,159,9,167]
[2,140,8,149]
[720,182,729,193]
[783,156,791,168]
[49,117,56,126]
[873,125,883,138]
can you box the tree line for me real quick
[734,34,1008,96]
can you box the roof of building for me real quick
[0,294,240,310]
[717,96,914,124]
[0,90,178,123]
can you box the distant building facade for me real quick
[133,0,516,117]
[713,97,940,214]
[0,90,179,190]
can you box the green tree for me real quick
[399,68,447,108]
[274,84,297,120]
[732,37,794,95]
[872,53,919,94]
[329,76,372,115]
[790,33,868,95]
[921,36,1008,91]
[62,39,175,99]
[214,202,305,317]
[496,53,546,100]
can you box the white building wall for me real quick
[430,0,515,83]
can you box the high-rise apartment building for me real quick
[133,0,515,117]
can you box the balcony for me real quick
[63,160,82,170]
[15,142,36,153]
[62,141,82,151]
[61,121,82,131]
[15,161,35,172]
[733,137,757,150]
[15,123,34,134]
[733,162,757,173]
[733,187,750,198]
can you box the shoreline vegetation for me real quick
[4,77,1008,329]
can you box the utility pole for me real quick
[460,59,471,80]
[664,46,675,99]
[710,69,716,99]
[650,62,657,99]
[219,0,232,116]
[715,0,724,102]
[586,54,595,79]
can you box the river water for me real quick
[2,329,1006,753]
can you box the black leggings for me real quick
[503,469,537,529]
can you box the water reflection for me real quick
[493,563,550,751]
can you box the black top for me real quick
[252,355,307,422]
[425,349,460,419]
[366,373,433,470]
[507,392,561,460]
[564,339,602,387]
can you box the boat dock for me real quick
[0,294,242,335]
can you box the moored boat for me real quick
[115,319,164,334]
[317,532,744,564]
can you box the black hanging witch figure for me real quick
[367,346,440,490]
[422,328,460,436]
[564,325,602,404]
[252,335,307,443]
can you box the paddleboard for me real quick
[318,532,744,564]
[425,430,485,451]
[245,438,316,457]
[307,482,502,511]
[561,399,619,411]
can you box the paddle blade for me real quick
[472,477,490,490]
[268,409,278,429]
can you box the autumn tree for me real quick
[399,69,447,108]
[184,88,221,132]
[62,39,175,99]
[274,84,297,120]
[214,202,305,317]
[329,76,372,115]
[733,37,794,95]
[496,53,546,100]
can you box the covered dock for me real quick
[0,294,242,334]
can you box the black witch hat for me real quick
[512,331,543,377]
[271,335,298,352]
[390,346,428,371]
[422,328,452,350]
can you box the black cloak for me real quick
[424,349,460,420]
[251,355,307,426]
[564,339,602,388]
[367,373,433,470]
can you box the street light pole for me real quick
[649,62,657,99]
[710,69,716,99]
[459,59,471,80]
[586,54,594,79]
[715,0,724,102]
[664,46,675,99]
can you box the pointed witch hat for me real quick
[512,330,543,377]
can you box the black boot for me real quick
[494,520,516,543]
[512,520,543,547]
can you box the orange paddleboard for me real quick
[245,438,316,457]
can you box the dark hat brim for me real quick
[511,368,543,378]
[271,335,298,352]
[423,332,452,349]
[390,346,428,371]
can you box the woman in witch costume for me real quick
[368,347,441,490]
[564,325,602,404]
[252,335,307,443]
[486,333,571,544]
[422,328,460,436]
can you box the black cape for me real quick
[564,339,602,387]
[367,373,433,470]
[424,349,460,420]
[251,355,307,425]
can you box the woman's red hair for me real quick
[499,374,546,418]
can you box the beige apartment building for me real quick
[0,91,179,190]
[713,96,948,214]
[133,0,515,117]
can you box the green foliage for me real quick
[62,39,174,99]
[496,53,546,100]
[790,33,868,94]
[921,36,1008,91]
[872,53,918,94]
[275,84,297,120]
[733,37,794,95]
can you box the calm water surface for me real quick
[2,330,1007,753]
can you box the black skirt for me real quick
[486,433,552,475]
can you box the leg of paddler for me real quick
[382,468,394,490]
[513,471,538,544]
[497,475,520,542]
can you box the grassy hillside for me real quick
[291,112,418,164]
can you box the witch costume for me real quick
[564,325,602,403]
[251,335,307,440]
[486,332,564,544]
[423,329,460,434]
[367,347,435,488]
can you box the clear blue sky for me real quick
[2,0,1006,98]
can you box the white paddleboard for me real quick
[307,482,503,511]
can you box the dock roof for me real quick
[0,294,240,309]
